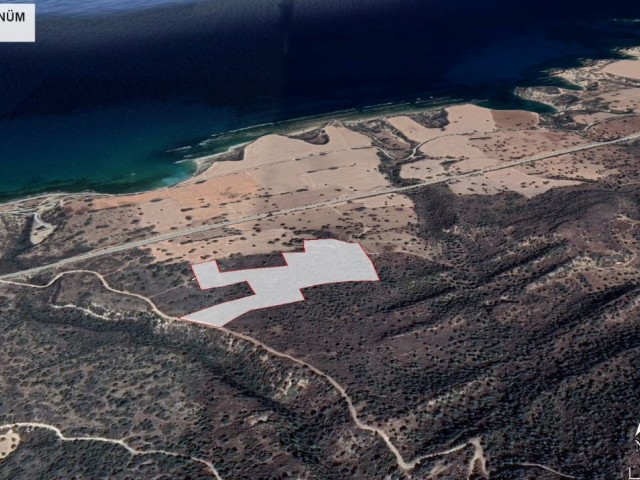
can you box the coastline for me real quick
[4,53,640,270]
[1,46,637,210]
[2,50,640,271]
[0,96,464,209]
[3,0,639,206]
[181,97,467,179]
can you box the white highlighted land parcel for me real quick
[182,240,379,327]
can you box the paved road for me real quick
[2,131,639,280]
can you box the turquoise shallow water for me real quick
[0,101,242,200]
[0,1,639,202]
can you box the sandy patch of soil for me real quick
[84,122,417,266]
[442,126,594,198]
[29,213,55,245]
[148,192,432,264]
[472,130,586,161]
[603,59,640,80]
[400,158,449,181]
[386,116,442,143]
[490,109,539,129]
[245,147,385,195]
[0,429,20,461]
[595,88,640,113]
[400,139,498,183]
[392,105,518,184]
[74,124,386,248]
[345,193,435,258]
[93,172,261,233]
[448,168,581,198]
[150,226,305,264]
[572,112,620,126]
[388,104,497,143]
[397,106,593,198]
[518,153,618,181]
[584,115,640,141]
[442,104,497,135]
[212,125,371,176]
[422,137,498,170]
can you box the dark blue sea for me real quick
[1,0,639,200]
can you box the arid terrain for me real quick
[2,54,640,479]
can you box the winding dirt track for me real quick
[0,422,222,479]
[0,270,469,471]
[1,128,635,477]
[0,271,581,478]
